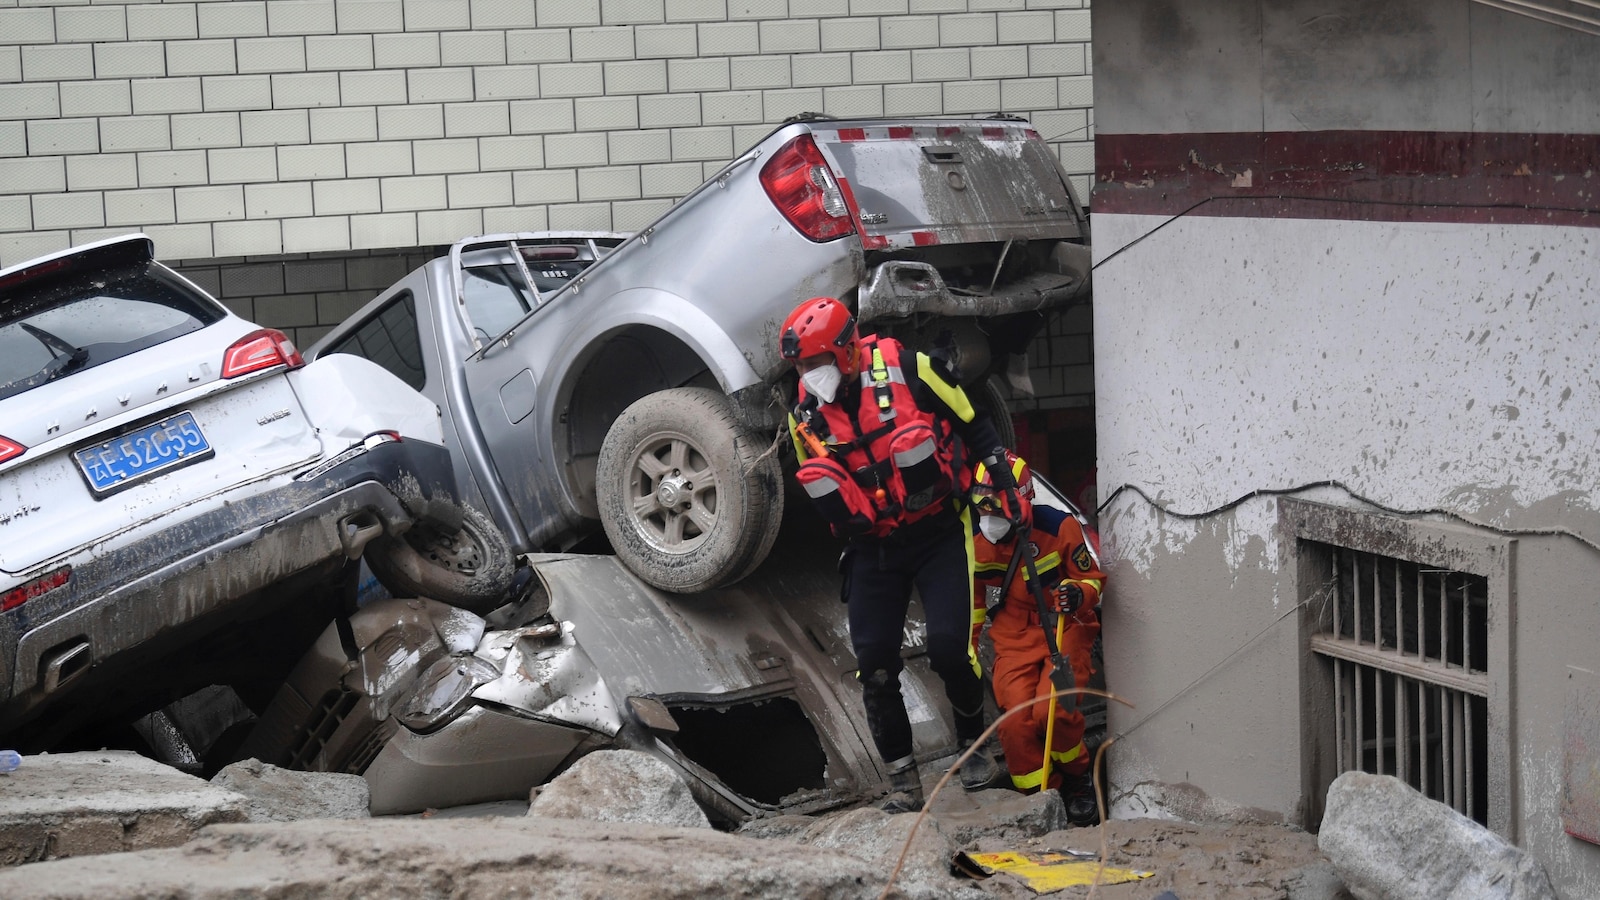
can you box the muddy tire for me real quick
[974,375,1017,450]
[597,387,784,594]
[363,503,515,613]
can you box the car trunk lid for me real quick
[0,327,323,576]
[807,119,1083,250]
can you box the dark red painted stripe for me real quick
[1093,131,1600,227]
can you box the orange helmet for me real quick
[779,296,860,377]
[972,450,1034,523]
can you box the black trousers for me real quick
[846,509,986,766]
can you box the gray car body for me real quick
[310,117,1090,568]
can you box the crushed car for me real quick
[309,115,1092,594]
[0,235,514,751]
[228,478,1100,822]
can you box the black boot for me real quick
[878,757,924,814]
[1059,771,1100,826]
[951,704,1002,791]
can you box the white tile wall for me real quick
[3,0,1096,412]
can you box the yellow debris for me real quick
[954,849,1154,892]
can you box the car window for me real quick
[323,291,427,390]
[461,264,537,339]
[0,261,223,402]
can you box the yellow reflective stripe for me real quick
[872,347,892,409]
[1011,768,1045,791]
[961,506,983,679]
[1020,552,1062,581]
[917,353,975,422]
[1078,578,1104,593]
[974,560,1010,574]
[1008,743,1087,791]
[1050,743,1084,765]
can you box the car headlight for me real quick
[397,654,501,732]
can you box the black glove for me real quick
[1056,582,1084,615]
[983,452,1017,491]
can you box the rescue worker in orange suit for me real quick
[780,296,1013,813]
[971,452,1104,826]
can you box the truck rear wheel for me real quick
[597,387,784,594]
[363,503,515,613]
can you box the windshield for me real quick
[0,262,223,402]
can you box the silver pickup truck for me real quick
[311,115,1091,593]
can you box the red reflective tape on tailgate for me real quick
[912,231,939,246]
[938,126,962,138]
[888,126,913,139]
[862,235,890,249]
[838,128,867,142]
[981,126,1007,140]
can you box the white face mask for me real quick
[800,362,843,404]
[979,515,1014,544]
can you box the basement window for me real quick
[1310,545,1489,824]
[1283,499,1515,838]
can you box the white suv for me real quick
[0,235,512,749]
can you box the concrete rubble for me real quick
[527,749,711,829]
[0,751,248,866]
[0,747,1424,899]
[210,758,371,824]
[0,816,908,899]
[1319,771,1557,900]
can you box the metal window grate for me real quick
[1309,544,1491,825]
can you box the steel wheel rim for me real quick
[408,521,484,575]
[625,433,718,555]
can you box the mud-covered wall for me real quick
[1090,0,1600,893]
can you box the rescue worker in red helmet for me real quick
[780,295,1013,813]
[971,451,1104,826]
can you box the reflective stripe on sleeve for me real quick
[916,353,975,422]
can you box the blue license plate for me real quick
[74,411,213,496]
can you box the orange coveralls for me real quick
[974,504,1104,793]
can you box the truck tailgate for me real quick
[810,120,1083,247]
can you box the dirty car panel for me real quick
[0,234,508,748]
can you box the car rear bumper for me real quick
[0,437,459,733]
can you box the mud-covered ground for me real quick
[958,817,1342,899]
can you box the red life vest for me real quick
[793,336,971,538]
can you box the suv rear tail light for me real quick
[222,328,305,379]
[2,567,70,612]
[760,135,855,243]
[0,436,24,464]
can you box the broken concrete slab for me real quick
[926,786,1068,846]
[0,815,912,899]
[794,807,985,899]
[1319,771,1555,900]
[209,758,370,823]
[527,749,710,829]
[0,751,247,866]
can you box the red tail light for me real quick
[759,135,855,243]
[2,567,70,612]
[0,436,24,464]
[222,328,304,379]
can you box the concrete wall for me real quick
[1091,0,1600,895]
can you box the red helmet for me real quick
[780,297,860,377]
[972,450,1034,523]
